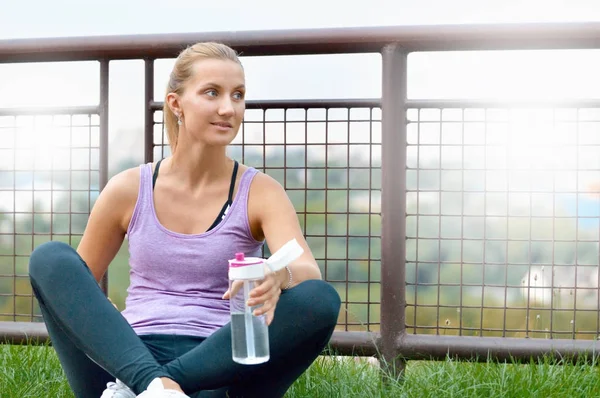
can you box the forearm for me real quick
[275,262,322,290]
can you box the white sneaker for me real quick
[137,378,190,398]
[100,379,136,398]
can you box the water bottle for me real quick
[228,238,303,365]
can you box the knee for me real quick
[292,279,341,329]
[29,241,80,283]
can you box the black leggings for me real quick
[28,241,341,398]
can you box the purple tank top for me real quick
[121,162,264,337]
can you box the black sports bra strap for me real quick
[152,159,239,232]
[227,161,239,202]
[152,159,163,190]
[206,160,239,231]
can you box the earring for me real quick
[176,114,183,126]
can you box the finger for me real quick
[265,309,275,325]
[248,285,280,308]
[227,280,245,298]
[253,301,275,317]
[251,294,280,316]
[222,289,230,300]
[249,277,278,298]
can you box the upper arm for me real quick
[76,167,139,282]
[248,173,321,277]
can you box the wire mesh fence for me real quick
[406,105,600,340]
[151,101,383,332]
[0,110,101,322]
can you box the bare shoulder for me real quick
[103,166,140,202]
[248,169,287,201]
[95,165,141,230]
[247,169,296,241]
[77,165,142,280]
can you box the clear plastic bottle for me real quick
[228,253,270,364]
[228,238,304,365]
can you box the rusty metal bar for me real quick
[149,99,381,112]
[0,321,49,344]
[4,322,598,365]
[399,333,600,362]
[0,322,381,355]
[152,99,600,113]
[3,23,600,63]
[328,331,380,356]
[380,44,408,378]
[145,59,155,163]
[99,59,109,294]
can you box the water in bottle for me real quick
[228,239,304,365]
[228,253,270,364]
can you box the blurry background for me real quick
[2,0,600,339]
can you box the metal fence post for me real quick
[99,59,109,295]
[144,58,155,164]
[380,44,408,379]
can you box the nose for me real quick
[218,97,235,117]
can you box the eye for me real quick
[233,91,245,100]
[205,89,218,97]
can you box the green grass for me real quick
[1,344,600,397]
[0,344,72,398]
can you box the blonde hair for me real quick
[163,42,242,152]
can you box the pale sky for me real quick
[1,0,600,39]
[2,0,600,168]
[2,1,600,310]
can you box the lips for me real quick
[212,122,232,128]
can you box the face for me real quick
[169,58,245,148]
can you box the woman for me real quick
[28,42,341,398]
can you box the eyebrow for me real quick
[201,82,246,90]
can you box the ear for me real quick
[166,92,182,116]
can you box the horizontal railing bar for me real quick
[4,23,600,63]
[407,98,600,109]
[398,333,600,362]
[152,98,600,111]
[0,106,100,116]
[0,322,382,356]
[5,324,600,363]
[150,99,381,111]
[0,321,49,345]
[322,331,379,356]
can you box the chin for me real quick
[207,135,237,147]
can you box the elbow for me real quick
[312,263,323,280]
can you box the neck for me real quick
[166,142,232,189]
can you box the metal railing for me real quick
[1,23,600,377]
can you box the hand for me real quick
[222,269,284,326]
[222,280,243,301]
[247,271,282,325]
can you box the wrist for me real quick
[279,266,293,290]
[275,268,286,290]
